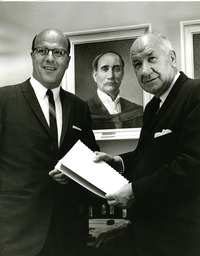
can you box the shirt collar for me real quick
[160,72,180,104]
[97,89,120,103]
[30,76,60,100]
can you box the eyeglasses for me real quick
[33,47,69,58]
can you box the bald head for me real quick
[32,29,70,54]
[131,33,173,59]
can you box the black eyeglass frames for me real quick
[33,47,69,58]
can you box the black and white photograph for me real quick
[1,2,200,256]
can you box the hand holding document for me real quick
[55,140,129,198]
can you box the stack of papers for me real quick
[55,140,129,198]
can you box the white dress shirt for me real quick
[30,77,62,146]
[159,72,180,107]
[97,89,121,114]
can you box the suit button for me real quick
[50,145,54,151]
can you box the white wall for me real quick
[1,1,199,154]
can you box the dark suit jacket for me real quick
[87,92,143,129]
[0,79,99,256]
[121,72,200,256]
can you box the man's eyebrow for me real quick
[132,49,155,61]
[100,65,109,68]
[131,55,142,62]
[100,64,121,67]
[144,48,155,56]
[99,65,109,69]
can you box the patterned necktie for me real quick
[46,89,58,145]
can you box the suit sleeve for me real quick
[0,93,3,147]
[120,150,138,180]
[80,102,100,152]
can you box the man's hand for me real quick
[106,183,135,208]
[49,168,71,185]
[93,151,124,173]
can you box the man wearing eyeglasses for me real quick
[0,29,99,256]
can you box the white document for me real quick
[55,140,129,198]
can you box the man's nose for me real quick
[141,62,152,76]
[45,50,54,61]
[107,68,114,79]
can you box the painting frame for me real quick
[180,19,200,79]
[63,24,152,141]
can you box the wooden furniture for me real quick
[87,218,131,256]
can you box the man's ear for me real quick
[65,56,71,70]
[170,50,177,67]
[92,70,97,82]
[30,52,34,66]
[122,69,124,79]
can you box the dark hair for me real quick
[31,34,71,54]
[65,36,71,54]
[92,51,125,71]
[31,35,37,52]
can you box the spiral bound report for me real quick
[55,140,129,198]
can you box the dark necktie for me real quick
[141,96,161,136]
[46,89,58,145]
[146,96,161,119]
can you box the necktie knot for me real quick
[149,96,161,115]
[155,97,161,103]
[143,96,161,125]
[46,89,54,103]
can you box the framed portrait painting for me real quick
[63,24,152,140]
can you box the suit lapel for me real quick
[21,80,50,134]
[60,89,72,146]
[22,81,72,146]
[139,72,188,144]
[93,93,111,115]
